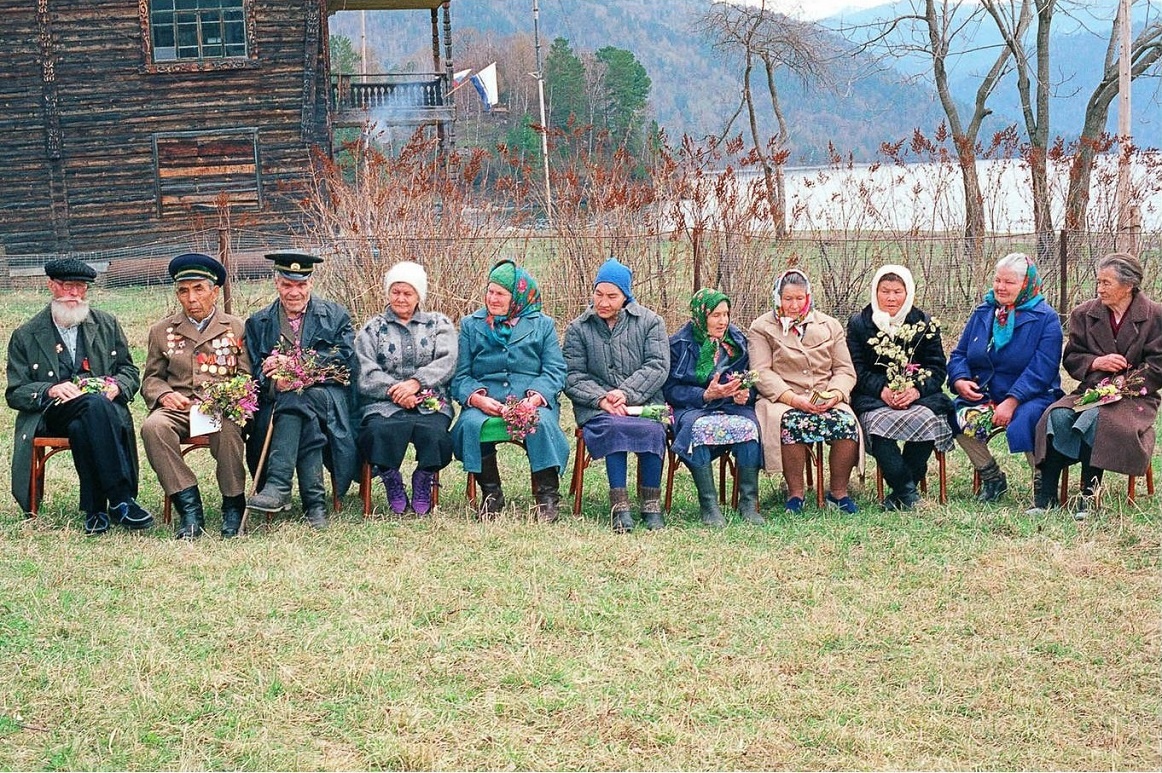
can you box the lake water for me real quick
[745,156,1162,233]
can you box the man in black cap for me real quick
[244,252,357,529]
[141,253,252,539]
[5,258,153,533]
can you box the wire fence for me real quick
[3,227,1159,345]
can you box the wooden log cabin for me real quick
[0,0,455,256]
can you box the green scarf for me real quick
[690,288,741,383]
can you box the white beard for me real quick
[51,299,91,328]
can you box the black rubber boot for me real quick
[170,486,204,540]
[247,413,302,513]
[610,487,633,533]
[975,461,1008,503]
[639,486,664,531]
[689,464,725,527]
[298,447,329,530]
[532,468,561,523]
[220,494,245,538]
[737,465,764,524]
[476,453,505,519]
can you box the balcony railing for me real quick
[330,72,453,126]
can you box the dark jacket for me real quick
[1035,292,1162,475]
[846,305,954,420]
[663,321,757,463]
[244,295,358,495]
[6,305,141,513]
[947,298,1063,452]
[563,302,670,427]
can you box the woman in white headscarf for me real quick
[846,265,954,510]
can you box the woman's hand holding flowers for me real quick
[703,372,743,403]
[1092,353,1130,373]
[388,378,422,409]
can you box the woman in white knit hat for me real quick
[354,261,457,515]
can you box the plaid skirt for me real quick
[859,405,954,452]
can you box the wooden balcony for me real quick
[330,73,453,127]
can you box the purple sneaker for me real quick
[380,468,409,514]
[411,468,435,515]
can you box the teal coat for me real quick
[450,310,570,474]
[5,305,141,513]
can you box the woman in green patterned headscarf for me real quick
[663,288,764,527]
[450,259,570,522]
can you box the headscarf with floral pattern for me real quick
[690,288,741,383]
[773,268,813,340]
[485,259,543,344]
[985,255,1043,350]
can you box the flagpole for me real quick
[1115,0,1136,254]
[533,0,553,224]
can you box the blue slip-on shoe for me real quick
[83,511,110,535]
[784,496,805,514]
[825,491,859,514]
[112,499,155,530]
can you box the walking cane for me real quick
[239,413,276,536]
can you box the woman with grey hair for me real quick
[355,261,457,516]
[947,252,1063,503]
[1032,252,1162,518]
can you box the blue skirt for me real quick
[581,414,667,459]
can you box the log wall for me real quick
[0,0,332,255]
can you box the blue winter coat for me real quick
[450,310,570,474]
[947,298,1063,452]
[663,321,758,464]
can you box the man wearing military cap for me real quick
[244,252,357,529]
[5,258,152,534]
[141,253,252,539]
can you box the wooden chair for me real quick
[29,436,73,516]
[874,450,948,505]
[174,436,341,524]
[969,427,1054,500]
[662,448,740,513]
[360,461,440,517]
[1060,463,1155,506]
[567,427,667,516]
[465,440,537,509]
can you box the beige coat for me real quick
[748,309,864,475]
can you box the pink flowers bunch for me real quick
[270,343,351,393]
[725,370,759,389]
[417,388,446,413]
[198,374,260,427]
[1076,367,1149,408]
[502,395,540,442]
[73,375,118,397]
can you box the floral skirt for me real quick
[691,413,760,447]
[781,408,859,445]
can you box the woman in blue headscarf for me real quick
[948,252,1063,503]
[451,259,570,522]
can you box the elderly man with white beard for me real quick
[5,258,152,534]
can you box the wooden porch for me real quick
[329,73,453,127]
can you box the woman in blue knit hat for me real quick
[564,258,671,532]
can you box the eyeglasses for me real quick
[52,280,90,294]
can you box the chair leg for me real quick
[812,442,825,509]
[30,446,45,517]
[361,462,373,518]
[1060,466,1070,504]
[570,436,588,516]
[937,450,947,504]
[431,470,440,508]
[466,473,477,508]
[663,450,677,513]
[718,455,728,506]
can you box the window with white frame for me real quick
[150,0,247,62]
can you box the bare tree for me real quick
[1064,7,1162,229]
[850,0,1024,261]
[695,0,831,237]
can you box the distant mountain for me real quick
[330,0,1159,163]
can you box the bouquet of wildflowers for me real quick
[1075,367,1148,411]
[958,403,996,440]
[416,388,446,414]
[725,370,759,389]
[197,374,260,427]
[270,342,350,393]
[74,375,118,397]
[502,395,540,441]
[626,404,673,426]
[868,319,940,391]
